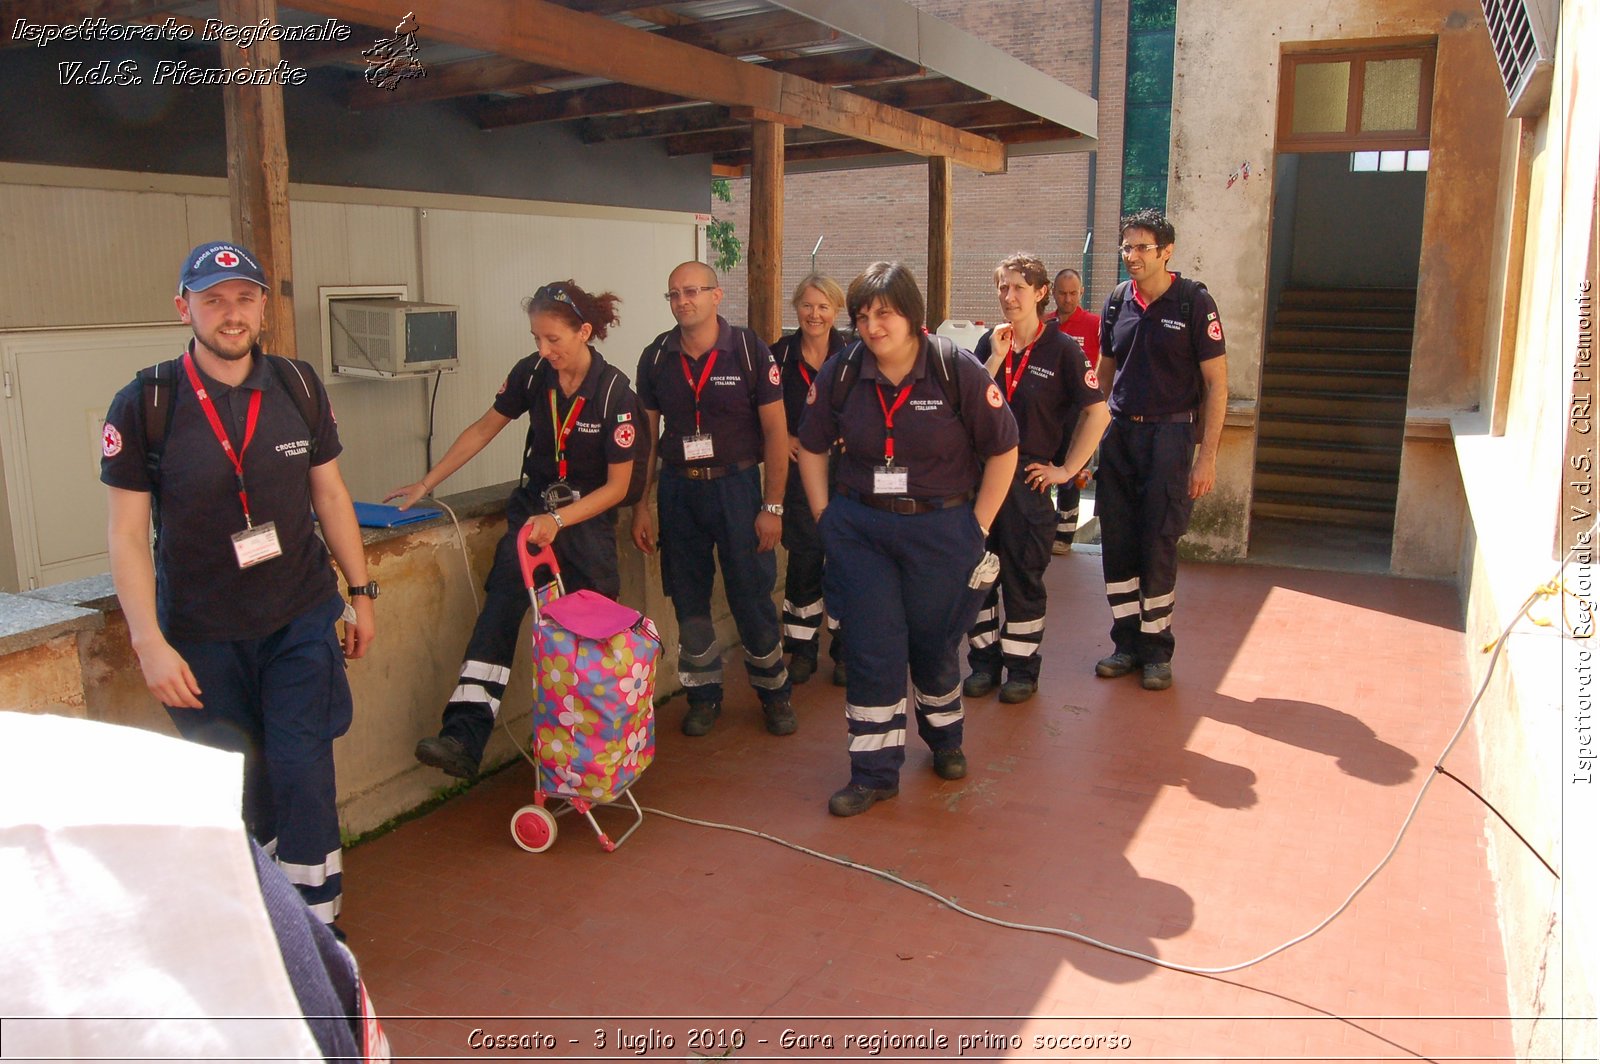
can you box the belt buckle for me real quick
[890,496,917,515]
[685,466,707,480]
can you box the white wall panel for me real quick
[0,168,699,539]
[0,185,191,329]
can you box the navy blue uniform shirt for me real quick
[100,348,342,643]
[797,336,1018,500]
[636,316,783,469]
[492,348,641,495]
[973,321,1104,461]
[1101,273,1226,417]
[771,328,847,436]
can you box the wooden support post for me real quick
[219,0,297,359]
[927,155,954,330]
[748,119,784,342]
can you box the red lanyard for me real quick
[1002,322,1045,402]
[182,351,262,527]
[548,389,586,481]
[680,351,718,433]
[796,360,815,389]
[874,382,912,462]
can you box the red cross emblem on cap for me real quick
[214,250,240,268]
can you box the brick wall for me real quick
[715,0,1129,336]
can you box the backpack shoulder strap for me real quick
[264,355,324,460]
[138,358,181,487]
[1105,279,1132,329]
[829,341,865,416]
[928,334,962,416]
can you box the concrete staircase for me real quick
[1252,287,1415,531]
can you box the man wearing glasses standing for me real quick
[632,262,796,737]
[1092,209,1227,691]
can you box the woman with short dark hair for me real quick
[796,262,1019,817]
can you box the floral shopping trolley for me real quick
[509,522,660,853]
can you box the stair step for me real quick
[1261,391,1407,419]
[1274,307,1416,329]
[1252,494,1396,530]
[1278,287,1417,311]
[1261,365,1409,395]
[1256,461,1398,484]
[1267,348,1412,372]
[1255,437,1404,473]
[1253,415,1407,446]
[1254,468,1400,502]
[1271,325,1413,350]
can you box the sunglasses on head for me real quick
[533,283,585,322]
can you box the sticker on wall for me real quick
[1226,161,1252,190]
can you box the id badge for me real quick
[231,521,283,569]
[873,464,909,495]
[682,433,716,461]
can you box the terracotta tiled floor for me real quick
[343,554,1514,1063]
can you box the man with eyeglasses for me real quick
[1092,209,1227,691]
[631,262,796,737]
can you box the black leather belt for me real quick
[1118,411,1194,424]
[841,487,973,515]
[667,459,758,481]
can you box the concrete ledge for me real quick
[0,593,103,656]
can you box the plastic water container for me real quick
[935,319,988,351]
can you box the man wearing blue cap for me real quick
[100,241,377,927]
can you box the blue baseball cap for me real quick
[178,241,268,295]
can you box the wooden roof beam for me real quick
[653,10,841,56]
[287,0,1005,172]
[348,53,567,109]
[503,48,924,135]
[477,83,689,130]
[664,101,1041,156]
[711,122,1075,168]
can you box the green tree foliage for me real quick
[708,178,743,271]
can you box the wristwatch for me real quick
[348,580,380,599]
[760,503,784,516]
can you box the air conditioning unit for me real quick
[1480,0,1558,118]
[329,299,458,378]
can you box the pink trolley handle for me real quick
[515,520,565,623]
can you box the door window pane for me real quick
[1351,151,1380,171]
[1361,57,1423,131]
[1406,149,1430,171]
[1292,61,1351,134]
[1379,150,1406,171]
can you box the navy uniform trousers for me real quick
[780,466,842,667]
[1095,418,1195,664]
[658,465,790,707]
[822,495,986,789]
[1053,434,1082,547]
[168,591,351,924]
[968,468,1056,684]
[438,489,619,767]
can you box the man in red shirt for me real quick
[1048,268,1102,554]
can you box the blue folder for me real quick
[353,502,442,528]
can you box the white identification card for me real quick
[231,522,283,569]
[682,433,716,461]
[873,464,909,495]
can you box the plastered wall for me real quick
[1167,0,1504,570]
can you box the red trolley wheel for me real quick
[510,804,557,853]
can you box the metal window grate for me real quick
[1479,0,1558,117]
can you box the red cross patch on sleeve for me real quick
[985,382,1004,408]
[1207,321,1223,342]
[101,422,123,457]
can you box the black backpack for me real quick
[828,333,964,420]
[522,356,650,507]
[1104,276,1205,334]
[139,355,323,534]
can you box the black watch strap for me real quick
[348,581,380,599]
